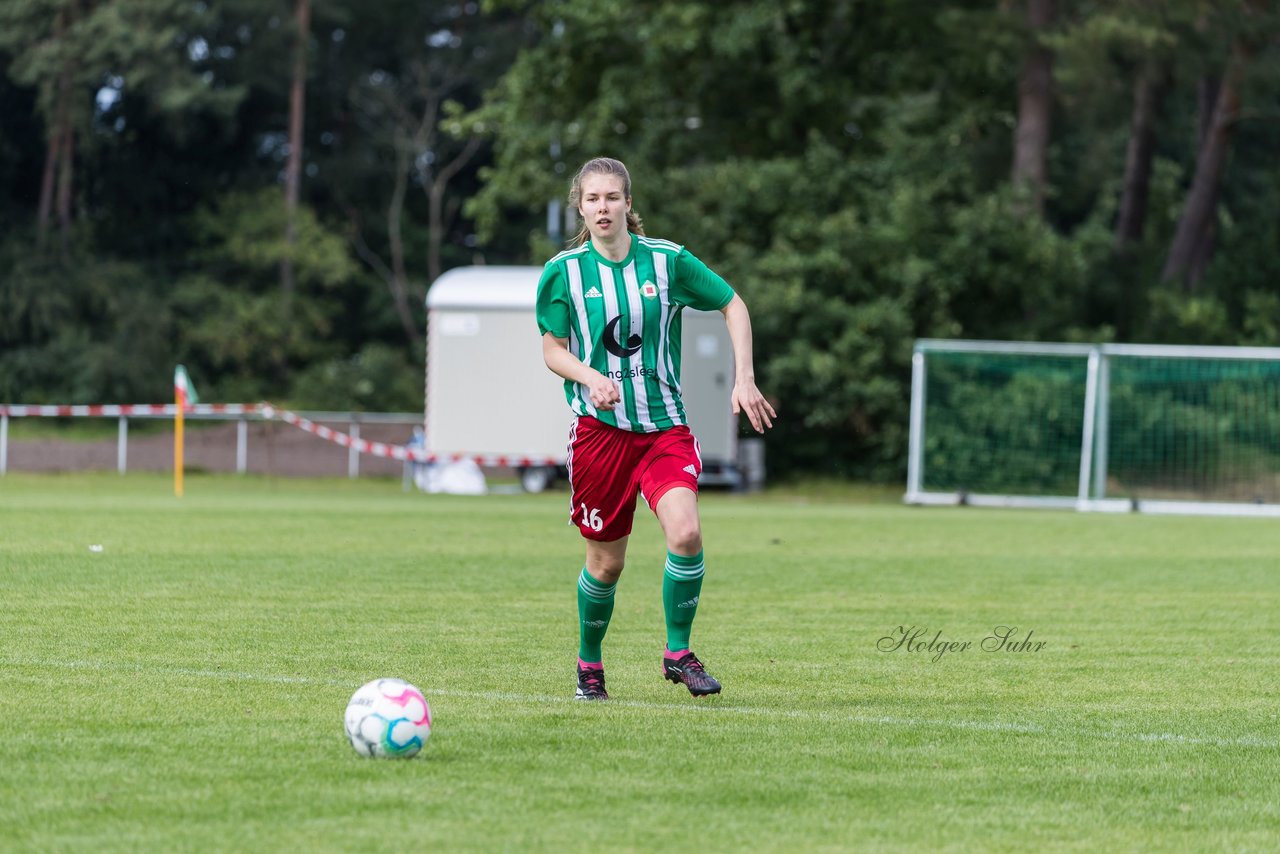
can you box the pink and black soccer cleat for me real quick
[663,650,721,697]
[575,662,608,701]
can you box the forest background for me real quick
[1,0,1277,479]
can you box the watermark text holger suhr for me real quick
[878,626,1047,663]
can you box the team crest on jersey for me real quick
[641,280,658,298]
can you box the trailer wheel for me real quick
[519,466,556,493]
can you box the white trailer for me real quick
[425,265,740,492]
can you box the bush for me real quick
[288,344,422,412]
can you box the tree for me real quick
[1161,2,1268,288]
[1010,0,1057,216]
[1042,1,1199,249]
[174,186,358,397]
[334,1,526,348]
[0,0,246,247]
[1115,61,1168,248]
[281,0,311,297]
[0,0,88,246]
[469,0,1074,477]
[347,62,480,346]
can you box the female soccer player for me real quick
[535,157,775,700]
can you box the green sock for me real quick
[577,568,616,663]
[663,550,705,651]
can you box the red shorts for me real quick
[566,415,702,542]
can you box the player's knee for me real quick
[587,556,625,584]
[666,521,702,556]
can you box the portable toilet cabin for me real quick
[425,265,740,491]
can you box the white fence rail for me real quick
[0,404,422,479]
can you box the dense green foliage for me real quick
[3,474,1280,850]
[1,1,1278,477]
[472,0,1280,478]
[0,0,527,409]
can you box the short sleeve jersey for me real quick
[536,233,735,433]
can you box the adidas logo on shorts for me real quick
[683,464,698,476]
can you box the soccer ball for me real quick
[344,678,432,758]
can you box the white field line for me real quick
[1,656,1273,749]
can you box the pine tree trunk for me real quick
[1196,76,1220,149]
[281,0,311,296]
[55,120,74,246]
[37,121,59,243]
[1114,65,1166,250]
[387,137,420,347]
[1185,74,1221,285]
[37,9,72,244]
[1161,37,1255,289]
[1010,0,1055,216]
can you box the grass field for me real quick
[2,473,1278,852]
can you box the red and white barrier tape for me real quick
[0,402,561,468]
[259,404,559,467]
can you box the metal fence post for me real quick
[236,418,248,474]
[117,416,128,474]
[348,421,360,479]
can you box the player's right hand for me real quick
[585,372,621,411]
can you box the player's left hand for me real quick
[732,381,776,433]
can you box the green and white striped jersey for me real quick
[536,233,735,433]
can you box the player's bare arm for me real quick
[720,294,776,433]
[542,332,620,411]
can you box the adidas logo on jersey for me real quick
[584,286,603,299]
[683,464,698,476]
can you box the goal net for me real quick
[906,340,1280,516]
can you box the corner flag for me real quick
[175,364,199,411]
[173,365,198,497]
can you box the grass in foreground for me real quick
[1,473,1278,852]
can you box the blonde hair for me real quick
[567,157,645,247]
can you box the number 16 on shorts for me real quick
[578,504,603,533]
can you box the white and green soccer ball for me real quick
[344,678,432,758]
